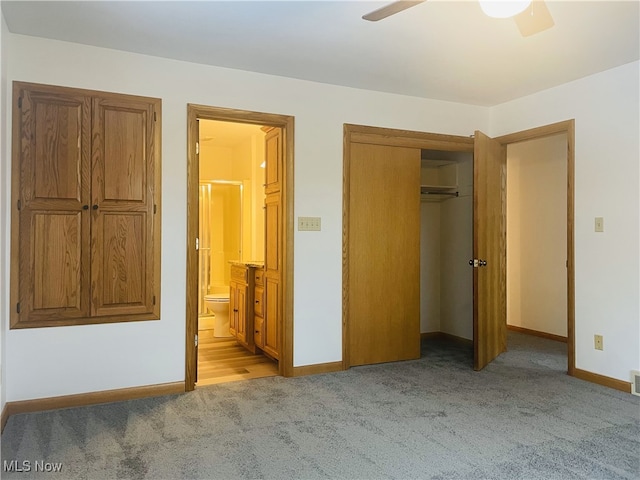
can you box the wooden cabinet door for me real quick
[264,192,281,359]
[473,131,507,370]
[264,128,281,195]
[91,96,158,318]
[12,86,92,327]
[254,285,264,317]
[264,276,280,359]
[11,82,161,329]
[348,143,421,366]
[254,315,265,349]
[253,269,265,349]
[229,282,238,336]
[236,284,247,343]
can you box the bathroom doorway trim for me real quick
[185,104,295,391]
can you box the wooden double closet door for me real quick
[10,82,161,329]
[345,127,506,371]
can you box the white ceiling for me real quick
[2,1,638,106]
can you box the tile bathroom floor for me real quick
[196,326,279,386]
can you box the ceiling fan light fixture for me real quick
[479,0,532,19]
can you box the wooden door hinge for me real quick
[195,142,199,155]
[195,334,198,347]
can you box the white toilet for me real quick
[204,293,233,338]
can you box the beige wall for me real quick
[507,134,568,337]
[440,156,473,340]
[420,202,440,332]
[491,62,638,381]
[0,14,7,413]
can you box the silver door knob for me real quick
[469,259,487,267]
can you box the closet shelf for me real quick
[420,185,459,197]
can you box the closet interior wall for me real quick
[420,150,474,341]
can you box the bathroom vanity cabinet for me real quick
[253,268,265,350]
[228,262,276,358]
[230,264,254,352]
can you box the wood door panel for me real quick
[264,190,281,359]
[348,143,421,366]
[254,315,265,349]
[264,128,281,194]
[93,212,150,315]
[265,193,280,272]
[264,276,280,359]
[13,85,92,326]
[103,108,145,202]
[229,284,238,336]
[473,131,507,370]
[26,212,89,321]
[32,212,83,310]
[92,98,152,206]
[33,101,83,201]
[254,285,264,317]
[236,286,247,343]
[20,88,91,208]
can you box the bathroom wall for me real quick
[200,144,234,180]
[199,123,266,284]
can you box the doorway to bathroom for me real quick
[185,105,294,391]
[196,120,273,386]
[197,175,267,386]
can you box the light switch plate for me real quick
[298,216,321,231]
[595,217,604,232]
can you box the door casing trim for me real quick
[342,124,474,369]
[495,119,575,375]
[342,121,575,375]
[186,104,295,391]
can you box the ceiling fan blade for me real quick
[514,0,554,37]
[362,1,426,22]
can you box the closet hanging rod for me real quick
[420,190,459,197]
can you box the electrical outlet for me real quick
[298,216,321,231]
[594,334,603,351]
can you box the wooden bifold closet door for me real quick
[348,143,421,366]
